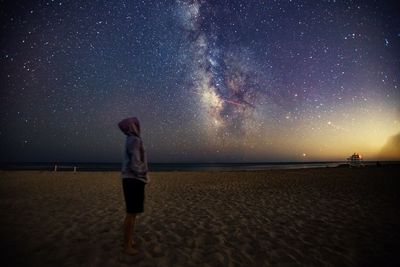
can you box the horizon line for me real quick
[2,160,400,165]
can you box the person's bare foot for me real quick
[124,245,139,256]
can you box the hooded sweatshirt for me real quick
[118,117,149,183]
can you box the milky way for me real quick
[177,0,269,138]
[0,0,399,162]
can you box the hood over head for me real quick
[118,117,141,137]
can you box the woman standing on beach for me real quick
[118,117,149,255]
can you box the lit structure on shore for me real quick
[347,153,364,167]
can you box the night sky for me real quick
[1,0,399,163]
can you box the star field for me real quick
[0,0,399,162]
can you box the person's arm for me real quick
[127,138,146,173]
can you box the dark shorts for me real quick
[122,178,145,214]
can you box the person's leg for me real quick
[123,213,138,254]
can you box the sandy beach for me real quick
[0,166,399,266]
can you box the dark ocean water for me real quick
[0,161,384,172]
